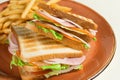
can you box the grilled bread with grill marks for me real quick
[12,26,83,62]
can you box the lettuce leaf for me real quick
[74,65,83,70]
[33,14,50,22]
[33,14,45,21]
[44,70,60,78]
[37,26,49,33]
[93,37,97,41]
[37,26,63,40]
[83,44,90,49]
[44,65,83,78]
[10,55,30,69]
[5,39,9,44]
[41,64,69,71]
[49,30,63,40]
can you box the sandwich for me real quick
[8,26,86,80]
[25,1,98,50]
[8,1,98,79]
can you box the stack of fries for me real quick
[0,0,66,44]
[0,0,40,44]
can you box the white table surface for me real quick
[76,0,120,80]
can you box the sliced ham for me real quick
[64,19,83,29]
[38,10,76,28]
[44,56,86,65]
[8,33,18,55]
[89,29,97,36]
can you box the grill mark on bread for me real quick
[16,29,32,34]
[37,37,52,41]
[13,27,32,35]
[39,39,59,44]
[41,41,61,45]
[21,36,50,43]
[21,38,62,51]
[20,33,36,39]
[14,26,61,49]
[23,48,39,52]
[23,44,64,52]
[21,38,37,43]
[42,44,64,50]
[22,42,38,49]
[12,26,83,62]
[22,40,56,48]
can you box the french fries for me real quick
[0,0,36,44]
[47,0,61,5]
[21,0,36,18]
[0,23,3,30]
[3,21,12,29]
[50,4,72,12]
[0,0,66,44]
[3,10,23,16]
[0,17,8,23]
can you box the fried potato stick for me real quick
[21,0,36,18]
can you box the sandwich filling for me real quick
[25,9,97,49]
[35,10,97,37]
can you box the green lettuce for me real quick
[37,26,63,40]
[44,64,83,78]
[33,14,50,22]
[93,37,97,41]
[44,70,60,78]
[37,26,49,33]
[49,30,63,40]
[41,64,69,71]
[74,65,83,70]
[83,44,90,49]
[28,21,34,24]
[10,55,30,69]
[5,39,9,44]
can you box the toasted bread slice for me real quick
[12,26,83,62]
[38,1,98,30]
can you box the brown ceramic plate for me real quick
[0,0,116,80]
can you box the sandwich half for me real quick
[8,26,86,80]
[25,1,98,50]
